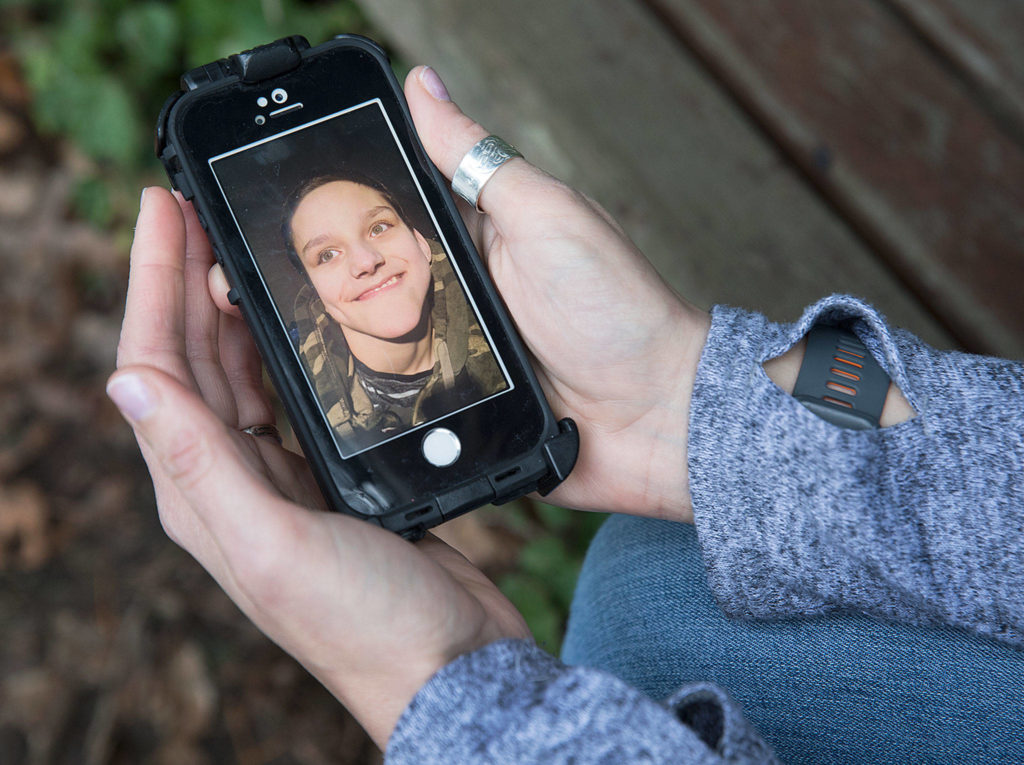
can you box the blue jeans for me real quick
[562,515,1024,764]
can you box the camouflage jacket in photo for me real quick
[290,245,506,451]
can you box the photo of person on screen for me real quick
[282,173,506,449]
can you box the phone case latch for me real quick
[537,418,580,496]
[180,36,310,91]
[231,35,310,84]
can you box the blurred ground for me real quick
[0,50,391,764]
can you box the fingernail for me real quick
[139,187,148,211]
[107,374,157,421]
[420,66,450,102]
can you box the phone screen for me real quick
[209,98,512,458]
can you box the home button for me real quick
[421,428,461,467]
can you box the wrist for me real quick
[324,638,492,751]
[624,303,709,524]
[318,578,530,750]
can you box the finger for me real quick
[105,365,385,646]
[206,262,273,428]
[209,263,243,320]
[176,193,237,424]
[404,66,557,222]
[105,366,334,643]
[451,193,491,255]
[218,309,276,430]
[117,188,196,388]
[252,437,329,512]
[106,366,296,567]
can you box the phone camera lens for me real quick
[255,115,266,126]
[271,88,288,104]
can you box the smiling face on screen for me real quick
[289,180,433,343]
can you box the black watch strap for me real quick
[792,324,890,430]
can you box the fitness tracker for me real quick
[792,324,890,430]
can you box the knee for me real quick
[563,515,712,667]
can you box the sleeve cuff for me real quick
[386,638,776,763]
[687,296,924,621]
[687,294,1024,645]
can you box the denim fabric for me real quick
[562,514,1024,765]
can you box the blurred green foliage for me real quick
[498,503,607,651]
[5,0,372,226]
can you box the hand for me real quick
[401,66,710,522]
[109,188,529,749]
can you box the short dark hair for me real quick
[281,172,415,272]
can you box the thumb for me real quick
[404,65,550,217]
[106,366,287,550]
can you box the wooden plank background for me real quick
[651,0,1024,356]
[358,0,1024,358]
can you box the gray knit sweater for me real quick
[386,296,1024,763]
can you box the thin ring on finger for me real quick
[241,424,282,444]
[451,135,523,212]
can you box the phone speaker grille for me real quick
[404,506,433,521]
[494,467,522,483]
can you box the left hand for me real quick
[109,188,530,749]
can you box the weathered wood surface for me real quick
[650,0,1024,357]
[356,0,1023,353]
[888,0,1024,141]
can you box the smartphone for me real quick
[155,35,578,539]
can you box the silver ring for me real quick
[451,135,523,212]
[242,424,282,444]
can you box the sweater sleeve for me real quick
[689,295,1024,645]
[385,639,777,764]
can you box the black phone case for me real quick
[155,35,578,540]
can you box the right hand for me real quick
[402,66,711,522]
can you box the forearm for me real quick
[690,296,1024,645]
